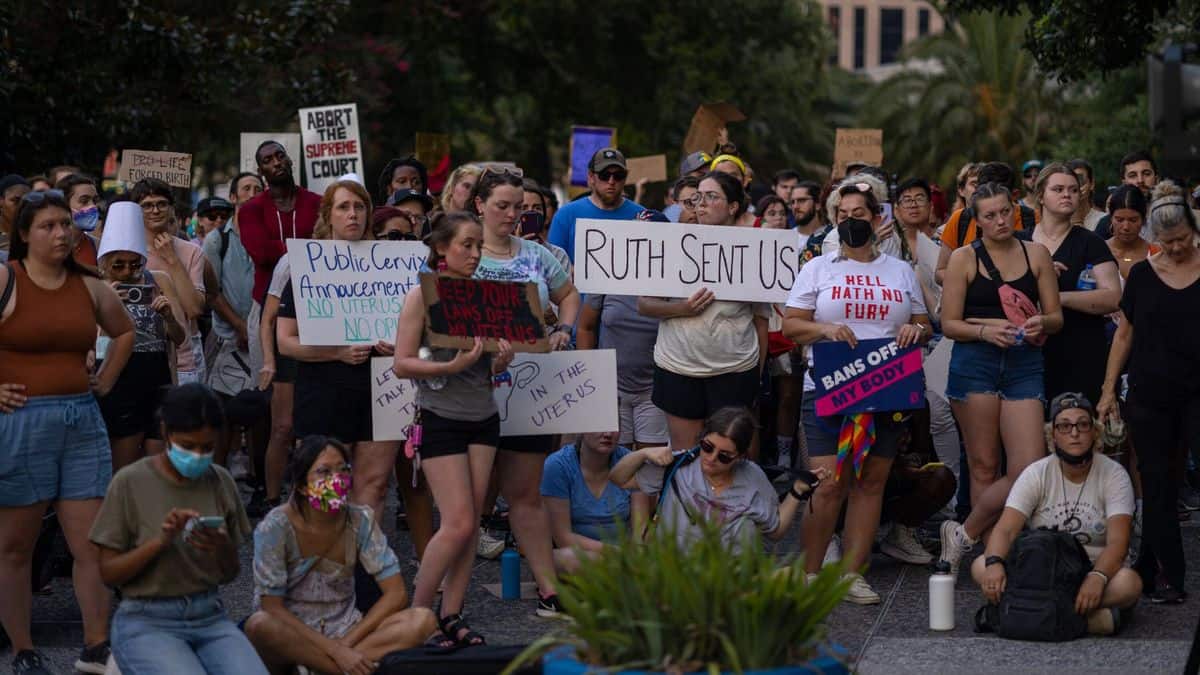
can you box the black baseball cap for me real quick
[589,148,627,173]
[680,151,712,176]
[387,188,434,212]
[197,196,234,216]
[1049,392,1095,421]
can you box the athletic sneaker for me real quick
[476,529,506,559]
[938,520,973,576]
[1179,486,1200,511]
[881,524,933,565]
[536,592,568,619]
[822,534,842,567]
[842,573,881,605]
[75,640,110,674]
[11,650,52,675]
[1148,586,1188,604]
[805,572,819,585]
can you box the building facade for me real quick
[820,1,945,77]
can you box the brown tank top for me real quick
[0,262,97,396]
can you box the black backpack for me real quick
[975,528,1091,641]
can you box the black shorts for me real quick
[419,409,501,458]
[293,383,373,444]
[497,433,558,454]
[98,353,169,439]
[273,344,298,384]
[651,366,760,421]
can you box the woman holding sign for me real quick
[938,181,1062,577]
[784,180,931,605]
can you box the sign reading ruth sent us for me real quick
[812,338,924,417]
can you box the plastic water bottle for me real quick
[501,547,521,600]
[929,561,955,630]
[1077,263,1097,290]
[1012,328,1025,347]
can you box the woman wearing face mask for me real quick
[245,436,436,674]
[393,211,514,645]
[640,171,770,455]
[783,181,932,605]
[469,169,579,618]
[90,383,264,674]
[96,202,187,469]
[521,178,571,276]
[1099,180,1200,605]
[440,164,482,214]
[973,393,1140,634]
[610,406,827,552]
[1031,164,1121,404]
[56,173,102,267]
[938,182,1063,577]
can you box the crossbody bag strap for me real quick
[0,263,15,314]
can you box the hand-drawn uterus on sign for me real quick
[495,361,541,422]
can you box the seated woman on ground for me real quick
[244,435,436,675]
[609,406,828,553]
[540,430,649,572]
[972,392,1140,635]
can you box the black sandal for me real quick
[439,612,486,647]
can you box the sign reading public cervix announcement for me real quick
[298,103,363,195]
[286,239,425,346]
[573,219,799,303]
[812,338,924,417]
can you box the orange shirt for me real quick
[939,204,1035,249]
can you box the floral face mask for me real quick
[305,473,352,513]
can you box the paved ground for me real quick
[6,483,1198,674]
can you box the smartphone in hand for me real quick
[518,210,544,237]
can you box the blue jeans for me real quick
[112,590,267,675]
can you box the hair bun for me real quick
[1152,179,1185,203]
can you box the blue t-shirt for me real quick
[548,196,645,264]
[540,445,633,542]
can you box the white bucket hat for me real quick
[97,201,147,263]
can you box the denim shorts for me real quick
[799,392,906,460]
[0,393,111,506]
[945,341,1044,402]
[112,590,268,675]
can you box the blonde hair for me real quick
[1033,162,1079,209]
[1148,179,1200,237]
[1043,416,1102,454]
[313,179,374,240]
[825,173,887,224]
[440,164,483,213]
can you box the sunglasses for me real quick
[21,189,65,205]
[837,181,873,195]
[385,230,418,241]
[597,170,628,183]
[699,438,738,464]
[202,211,231,221]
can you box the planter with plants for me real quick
[504,520,852,674]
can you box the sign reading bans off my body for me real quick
[420,273,550,353]
[574,218,799,303]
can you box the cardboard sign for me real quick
[473,161,523,176]
[625,155,668,184]
[573,218,799,303]
[117,150,192,188]
[812,338,924,416]
[494,350,618,436]
[285,239,425,346]
[682,102,745,155]
[371,357,417,441]
[298,103,363,195]
[420,273,549,353]
[240,133,302,182]
[832,128,883,179]
[568,126,617,187]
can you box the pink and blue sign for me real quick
[812,338,924,417]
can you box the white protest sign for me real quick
[117,150,192,188]
[495,350,618,436]
[298,103,363,195]
[286,239,425,346]
[574,219,798,303]
[371,357,417,441]
[240,133,301,181]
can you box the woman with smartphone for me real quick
[90,383,265,674]
[96,201,188,469]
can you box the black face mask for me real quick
[837,217,873,248]
[1054,445,1093,466]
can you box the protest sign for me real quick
[420,273,549,352]
[625,155,668,184]
[568,126,617,187]
[473,161,523,176]
[495,350,618,436]
[118,150,192,188]
[573,218,799,303]
[285,239,425,346]
[298,103,363,195]
[682,102,745,155]
[812,338,924,417]
[371,357,417,441]
[240,133,301,181]
[832,128,883,178]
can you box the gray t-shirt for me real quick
[415,345,497,422]
[585,293,659,393]
[203,224,255,341]
[635,456,779,552]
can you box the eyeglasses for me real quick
[699,438,738,464]
[790,197,814,205]
[403,212,429,227]
[140,200,172,213]
[107,260,144,273]
[898,196,929,207]
[385,230,418,241]
[1054,420,1094,434]
[311,463,352,480]
[596,170,628,183]
[21,189,65,205]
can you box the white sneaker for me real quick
[476,529,506,559]
[822,534,842,567]
[938,520,973,576]
[805,572,819,585]
[842,573,881,605]
[881,524,933,565]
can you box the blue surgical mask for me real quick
[167,444,213,479]
[73,206,99,232]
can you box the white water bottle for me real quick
[929,561,955,631]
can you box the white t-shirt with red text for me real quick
[786,253,926,391]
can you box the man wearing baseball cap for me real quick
[1020,159,1043,212]
[548,147,645,264]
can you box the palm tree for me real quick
[862,10,1060,189]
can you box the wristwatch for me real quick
[984,555,1006,568]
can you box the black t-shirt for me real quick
[1041,227,1116,404]
[1093,215,1112,240]
[1121,260,1200,405]
[277,280,370,390]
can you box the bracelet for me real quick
[984,555,1006,568]
[978,325,985,341]
[1087,569,1110,585]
